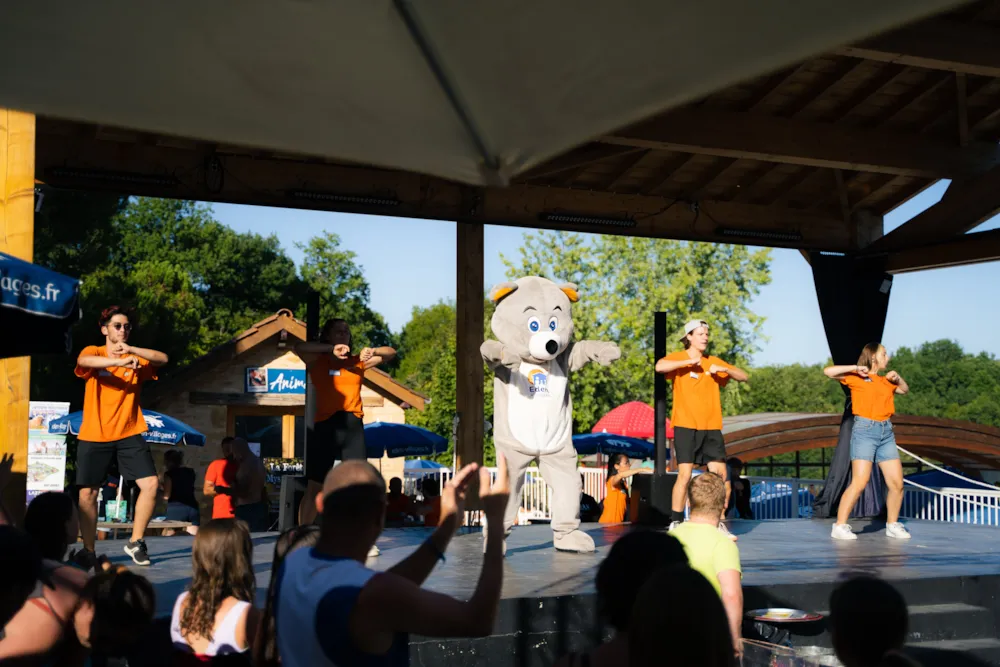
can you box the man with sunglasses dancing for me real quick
[73,306,168,567]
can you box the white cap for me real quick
[682,319,709,336]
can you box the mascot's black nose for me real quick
[546,340,558,355]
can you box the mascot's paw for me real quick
[554,530,596,553]
[595,342,621,367]
[500,346,522,369]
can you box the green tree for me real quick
[298,232,395,353]
[501,231,771,432]
[740,363,844,415]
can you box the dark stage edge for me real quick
[95,519,1000,666]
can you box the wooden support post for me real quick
[0,109,36,524]
[455,222,484,475]
[281,414,296,459]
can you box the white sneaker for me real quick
[831,523,857,541]
[886,522,911,540]
[368,544,381,558]
[667,521,681,533]
[717,522,738,542]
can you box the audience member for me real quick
[830,576,921,667]
[162,449,200,536]
[171,518,258,664]
[669,473,743,657]
[24,491,79,562]
[204,437,239,520]
[230,438,270,532]
[556,530,688,667]
[274,455,510,667]
[253,524,321,667]
[419,477,442,527]
[0,526,42,630]
[599,454,651,524]
[0,565,154,664]
[386,477,415,524]
[579,475,601,523]
[629,565,736,667]
[725,458,754,520]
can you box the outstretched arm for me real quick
[481,340,519,371]
[886,371,909,395]
[824,364,867,379]
[117,345,168,366]
[567,340,620,373]
[359,346,396,370]
[709,362,748,383]
[607,467,653,487]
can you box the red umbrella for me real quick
[591,401,674,439]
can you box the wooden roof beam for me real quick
[835,18,1000,78]
[863,166,1000,252]
[883,227,1000,274]
[600,108,1000,180]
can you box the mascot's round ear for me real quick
[558,283,580,303]
[488,282,519,304]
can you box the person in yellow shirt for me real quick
[74,306,168,568]
[655,320,747,534]
[824,342,910,541]
[670,472,743,658]
[295,318,396,527]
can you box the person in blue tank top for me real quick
[275,455,511,667]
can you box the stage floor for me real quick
[93,518,1000,618]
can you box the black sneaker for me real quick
[124,539,151,566]
[69,547,99,572]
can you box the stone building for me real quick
[143,309,428,522]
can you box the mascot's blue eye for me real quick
[548,317,558,331]
[528,316,541,332]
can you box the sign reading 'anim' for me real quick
[245,367,306,395]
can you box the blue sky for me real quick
[211,180,999,366]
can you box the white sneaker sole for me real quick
[123,545,150,566]
[831,529,857,541]
[886,532,911,540]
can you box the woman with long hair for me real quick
[170,519,258,663]
[598,454,652,524]
[252,524,321,667]
[824,342,910,541]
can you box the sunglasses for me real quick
[108,322,132,332]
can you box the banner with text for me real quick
[245,367,306,395]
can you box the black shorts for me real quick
[76,434,157,487]
[673,427,726,466]
[305,411,367,483]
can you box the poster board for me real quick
[27,401,70,504]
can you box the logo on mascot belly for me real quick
[528,369,549,395]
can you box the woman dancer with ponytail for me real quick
[824,343,910,541]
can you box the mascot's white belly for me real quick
[507,361,570,455]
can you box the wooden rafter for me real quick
[823,63,910,123]
[601,149,650,192]
[835,18,1000,78]
[883,228,1000,273]
[600,108,1000,179]
[864,166,1000,252]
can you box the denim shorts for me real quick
[850,416,899,463]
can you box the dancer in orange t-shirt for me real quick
[295,318,396,527]
[655,320,748,537]
[73,305,168,569]
[824,342,911,541]
[598,454,651,523]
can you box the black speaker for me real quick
[629,473,677,526]
[278,476,308,532]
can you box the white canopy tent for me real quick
[0,0,967,186]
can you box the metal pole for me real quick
[654,311,667,475]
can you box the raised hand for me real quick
[886,370,901,383]
[359,347,375,363]
[595,342,621,367]
[480,453,511,524]
[686,354,703,367]
[0,453,14,492]
[439,463,480,532]
[110,342,130,356]
[708,364,728,375]
[332,344,351,360]
[856,365,870,377]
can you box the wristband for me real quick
[426,538,446,563]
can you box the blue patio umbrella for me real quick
[0,251,81,358]
[404,458,448,471]
[48,409,206,446]
[364,421,448,459]
[573,432,656,459]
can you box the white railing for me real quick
[404,469,1000,527]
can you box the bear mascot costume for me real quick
[482,276,620,553]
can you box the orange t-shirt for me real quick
[74,345,157,442]
[423,496,442,527]
[661,351,730,431]
[205,458,237,519]
[599,480,628,523]
[309,355,365,422]
[841,373,896,422]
